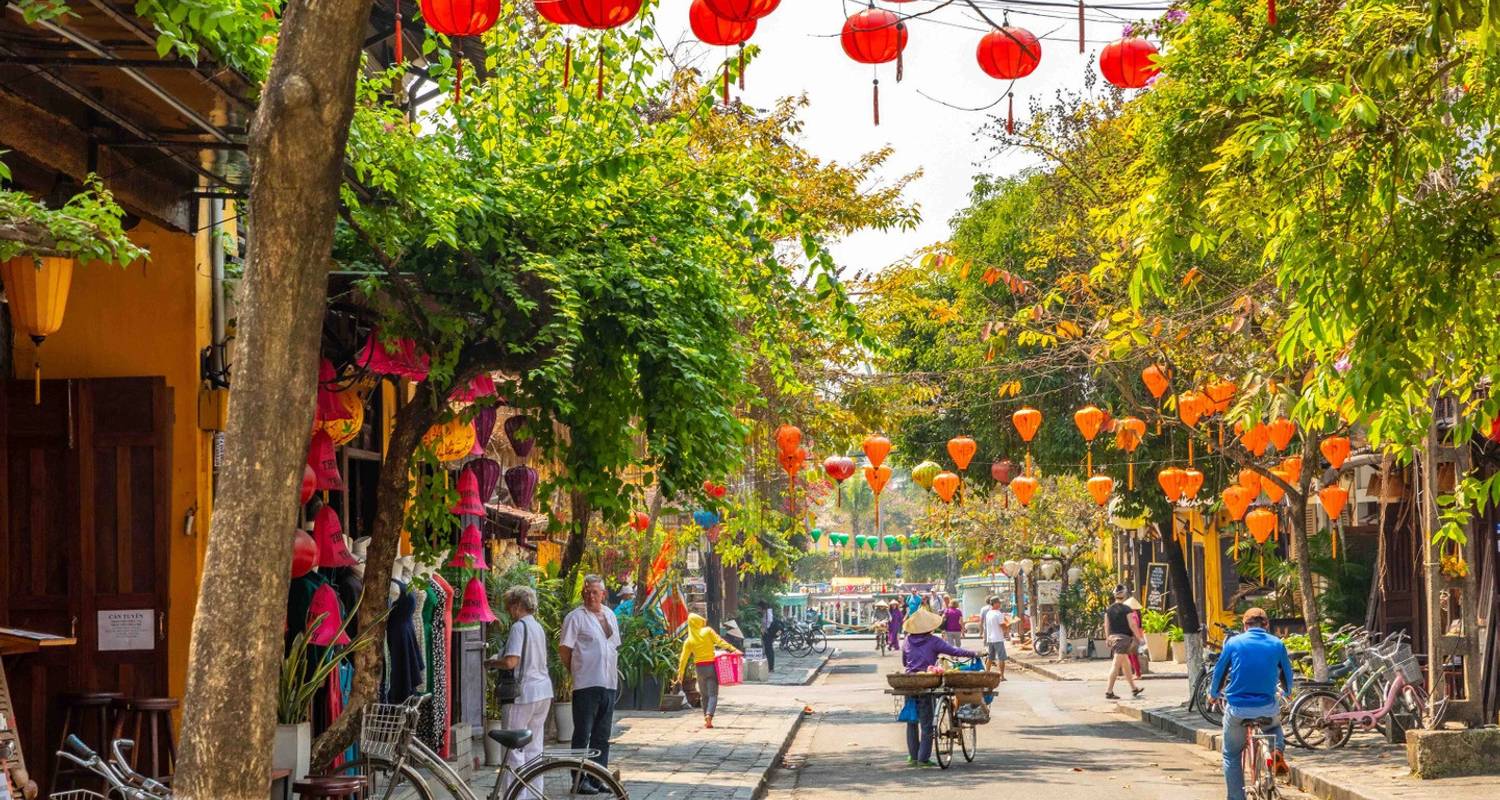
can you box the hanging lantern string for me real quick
[564,37,572,87]
[393,0,403,64]
[738,44,746,89]
[596,40,606,100]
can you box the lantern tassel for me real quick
[722,61,729,105]
[1332,524,1339,559]
[738,45,746,89]
[1086,445,1092,477]
[454,53,462,103]
[1128,458,1135,490]
[1006,93,1015,134]
[597,41,606,100]
[1188,438,1194,466]
[33,358,40,405]
[1259,549,1265,584]
[872,78,880,126]
[393,0,403,65]
[1078,0,1085,53]
[564,37,572,87]
[1268,0,1277,25]
[896,48,904,83]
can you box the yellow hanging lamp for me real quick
[1,255,74,404]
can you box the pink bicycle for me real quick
[1288,636,1448,748]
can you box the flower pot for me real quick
[1145,632,1170,662]
[1173,642,1187,664]
[1066,638,1089,659]
[273,722,311,781]
[1090,639,1110,659]
[636,675,663,711]
[484,720,507,766]
[552,701,574,743]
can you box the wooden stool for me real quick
[292,775,367,799]
[52,692,124,791]
[109,697,178,782]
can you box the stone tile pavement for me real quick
[1009,644,1189,682]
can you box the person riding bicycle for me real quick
[1210,607,1296,798]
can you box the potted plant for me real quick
[482,680,508,766]
[1057,584,1092,659]
[1141,608,1174,662]
[615,614,675,710]
[1167,625,1186,663]
[531,563,580,742]
[275,612,376,780]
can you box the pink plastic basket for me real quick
[715,652,744,686]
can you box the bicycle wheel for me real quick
[934,698,955,769]
[1033,636,1055,657]
[1289,689,1352,750]
[790,632,813,657]
[1242,738,1263,800]
[811,628,829,654]
[506,755,627,800]
[1196,674,1223,727]
[348,757,436,800]
[960,719,977,762]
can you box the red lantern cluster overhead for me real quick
[1098,37,1159,89]
[556,0,641,29]
[690,0,757,102]
[422,0,501,100]
[841,6,908,125]
[703,0,778,22]
[976,25,1040,134]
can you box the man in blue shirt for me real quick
[1210,608,1295,799]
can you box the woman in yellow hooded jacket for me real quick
[677,613,739,728]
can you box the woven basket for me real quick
[943,670,1002,690]
[887,673,943,691]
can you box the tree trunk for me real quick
[1163,519,1203,692]
[308,394,438,768]
[559,490,591,581]
[705,543,723,630]
[634,492,667,595]
[944,540,959,600]
[172,0,372,793]
[1291,434,1329,682]
[1365,453,1393,631]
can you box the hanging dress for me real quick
[385,579,425,703]
[417,576,453,755]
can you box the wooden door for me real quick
[0,378,171,791]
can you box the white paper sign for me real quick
[97,610,155,652]
[1036,580,1061,605]
[686,548,701,571]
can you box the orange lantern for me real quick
[1141,364,1171,400]
[865,464,892,527]
[1238,467,1263,495]
[1012,407,1042,442]
[1263,469,1289,504]
[863,435,892,469]
[1319,484,1349,521]
[1246,507,1277,543]
[1222,485,1254,521]
[932,471,961,503]
[1087,475,1113,506]
[1158,467,1186,503]
[775,424,802,455]
[1010,474,1039,506]
[1205,381,1237,414]
[1114,417,1146,488]
[2,255,74,404]
[1268,417,1297,451]
[1280,455,1303,484]
[947,436,977,471]
[1075,405,1105,474]
[1238,422,1271,456]
[1178,391,1208,428]
[1320,435,1351,470]
[1180,468,1204,501]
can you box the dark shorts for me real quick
[1107,634,1135,655]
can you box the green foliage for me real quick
[616,613,677,687]
[277,607,383,724]
[0,175,149,266]
[1166,624,1184,643]
[11,0,276,78]
[792,548,951,584]
[1141,608,1174,634]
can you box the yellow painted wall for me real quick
[10,215,212,707]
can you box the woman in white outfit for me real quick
[498,585,552,798]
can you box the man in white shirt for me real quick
[983,596,1011,679]
[559,574,621,794]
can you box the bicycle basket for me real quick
[956,703,991,725]
[360,702,410,761]
[50,792,108,800]
[1395,656,1424,686]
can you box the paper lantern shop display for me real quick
[448,523,489,569]
[503,415,536,459]
[300,463,317,505]
[314,506,357,568]
[307,430,345,491]
[424,417,477,463]
[1,255,73,404]
[452,467,487,516]
[456,576,499,624]
[841,6,908,124]
[505,465,539,511]
[319,388,365,447]
[356,331,430,381]
[469,458,503,504]
[307,584,352,646]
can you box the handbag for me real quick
[495,619,528,705]
[897,696,920,723]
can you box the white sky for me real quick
[652,0,1136,275]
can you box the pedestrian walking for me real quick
[1103,586,1144,700]
[759,601,781,672]
[899,608,981,767]
[676,613,739,728]
[496,585,551,800]
[559,574,622,794]
[982,596,1010,679]
[941,598,964,647]
[1124,596,1143,679]
[886,600,904,652]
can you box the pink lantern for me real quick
[314,505,357,568]
[307,430,345,491]
[355,331,430,381]
[452,467,487,516]
[316,358,353,422]
[307,583,351,646]
[300,463,317,505]
[448,523,488,569]
[456,576,498,624]
[450,373,497,403]
[291,529,318,578]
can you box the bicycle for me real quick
[1237,715,1282,800]
[353,694,628,800]
[53,735,170,800]
[778,625,812,657]
[1288,636,1447,750]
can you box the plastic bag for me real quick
[957,703,991,725]
[897,696,920,723]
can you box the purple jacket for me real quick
[902,632,978,673]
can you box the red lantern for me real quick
[629,511,650,532]
[841,7,908,126]
[535,0,573,24]
[976,27,1040,79]
[776,424,803,456]
[691,0,756,103]
[421,0,500,101]
[703,0,778,21]
[291,529,318,579]
[557,0,640,28]
[300,463,317,505]
[1098,37,1159,89]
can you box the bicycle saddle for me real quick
[1240,717,1277,728]
[487,729,534,749]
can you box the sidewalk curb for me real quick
[801,648,836,685]
[1113,703,1388,800]
[1007,656,1081,681]
[751,706,810,800]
